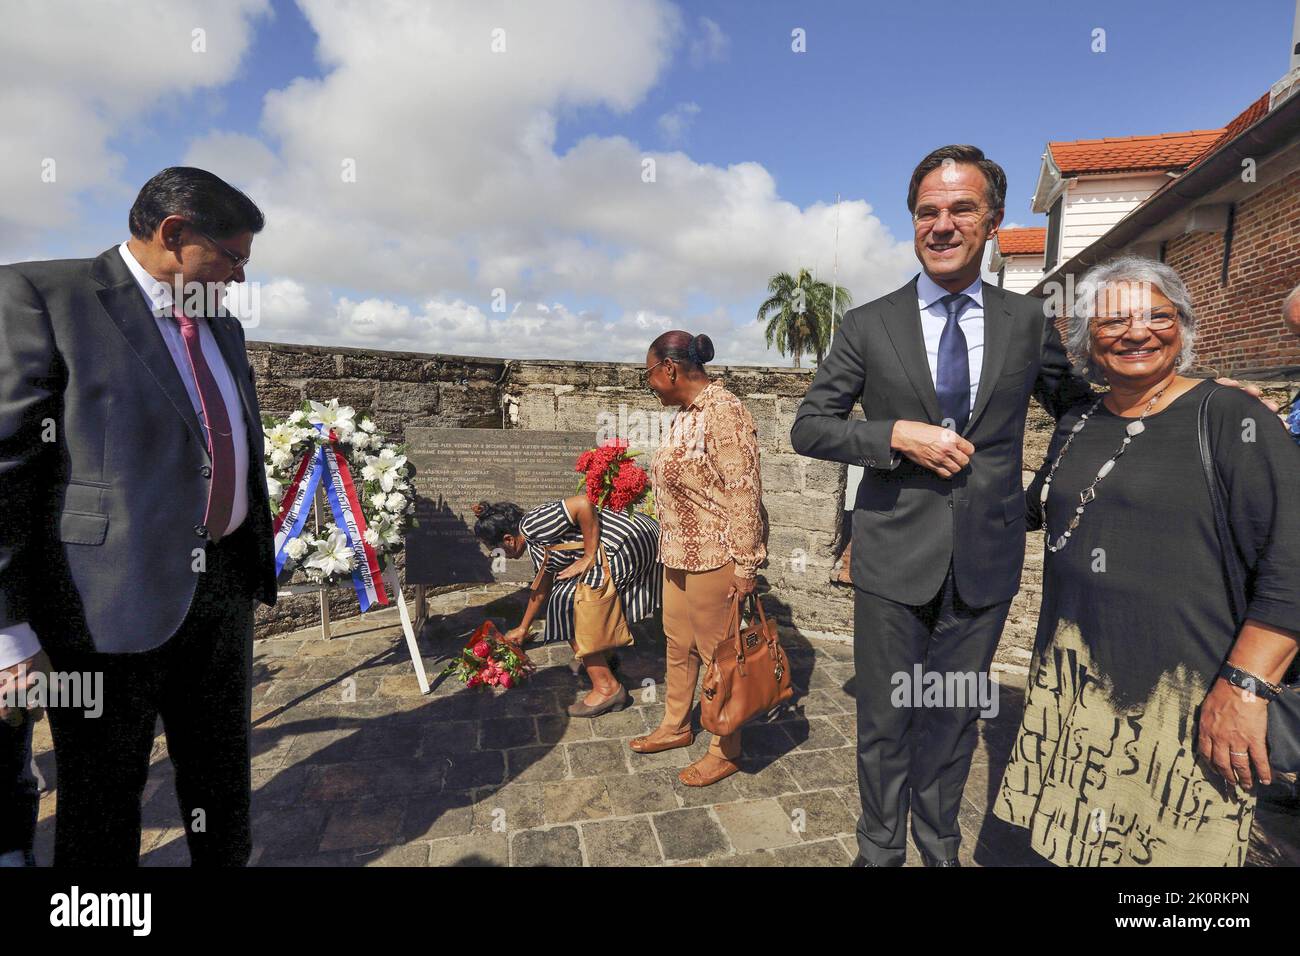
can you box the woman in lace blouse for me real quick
[629,330,768,788]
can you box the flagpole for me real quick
[830,193,841,340]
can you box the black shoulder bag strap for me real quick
[1199,383,1300,774]
[1197,385,1248,624]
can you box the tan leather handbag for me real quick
[700,593,793,736]
[530,541,634,658]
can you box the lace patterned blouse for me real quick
[650,380,767,577]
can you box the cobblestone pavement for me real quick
[29,585,1300,866]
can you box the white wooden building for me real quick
[989,227,1046,294]
[1029,130,1223,274]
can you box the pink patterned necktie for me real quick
[174,308,236,540]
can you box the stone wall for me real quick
[246,340,1296,671]
[247,343,510,638]
[503,359,852,641]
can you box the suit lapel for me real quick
[881,276,941,423]
[965,282,1013,435]
[92,248,209,457]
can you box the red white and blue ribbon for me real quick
[273,440,325,575]
[272,424,389,611]
[320,435,388,610]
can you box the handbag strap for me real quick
[724,590,770,661]
[1197,384,1249,626]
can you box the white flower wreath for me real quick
[262,398,417,586]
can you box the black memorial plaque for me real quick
[404,428,596,586]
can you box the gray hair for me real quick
[1284,283,1300,316]
[1065,255,1197,385]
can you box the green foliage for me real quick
[756,268,852,368]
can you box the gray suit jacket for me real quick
[790,275,1094,607]
[0,247,277,655]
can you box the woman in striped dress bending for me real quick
[473,495,662,717]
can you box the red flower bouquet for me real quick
[441,621,530,689]
[575,439,651,513]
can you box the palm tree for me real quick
[757,268,852,368]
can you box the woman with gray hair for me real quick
[1283,283,1300,444]
[994,255,1300,866]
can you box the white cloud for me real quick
[689,16,729,66]
[184,132,280,187]
[0,0,271,240]
[657,102,701,145]
[248,284,785,366]
[8,0,918,366]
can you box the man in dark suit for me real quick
[790,145,1094,866]
[0,167,278,865]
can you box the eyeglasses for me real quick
[640,359,668,383]
[1092,311,1179,339]
[912,204,988,231]
[190,224,250,271]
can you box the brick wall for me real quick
[1164,168,1300,376]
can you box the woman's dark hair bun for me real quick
[691,333,714,365]
[650,329,714,369]
[473,500,524,548]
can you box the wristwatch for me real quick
[1218,662,1282,701]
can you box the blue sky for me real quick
[3,0,1294,364]
[556,0,1291,236]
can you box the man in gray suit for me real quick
[0,167,278,865]
[790,145,1094,866]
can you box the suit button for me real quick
[200,465,212,478]
[947,500,953,509]
[195,524,208,537]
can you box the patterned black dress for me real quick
[518,500,662,644]
[994,381,1300,866]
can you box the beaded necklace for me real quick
[1040,385,1167,553]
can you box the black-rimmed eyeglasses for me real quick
[191,224,250,271]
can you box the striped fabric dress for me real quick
[518,500,662,645]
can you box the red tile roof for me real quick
[1185,92,1271,170]
[995,227,1046,256]
[1048,129,1224,176]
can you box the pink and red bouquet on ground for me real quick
[441,621,530,689]
[575,439,650,513]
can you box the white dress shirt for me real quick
[0,246,251,670]
[915,270,985,413]
[118,242,250,537]
[859,271,988,475]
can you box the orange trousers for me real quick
[660,561,741,759]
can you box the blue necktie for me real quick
[936,292,972,433]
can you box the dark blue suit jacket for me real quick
[790,276,1095,607]
[0,247,277,654]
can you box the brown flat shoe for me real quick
[566,685,629,718]
[679,756,740,787]
[629,729,694,754]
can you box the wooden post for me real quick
[387,567,430,694]
[275,488,428,693]
[413,584,428,636]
